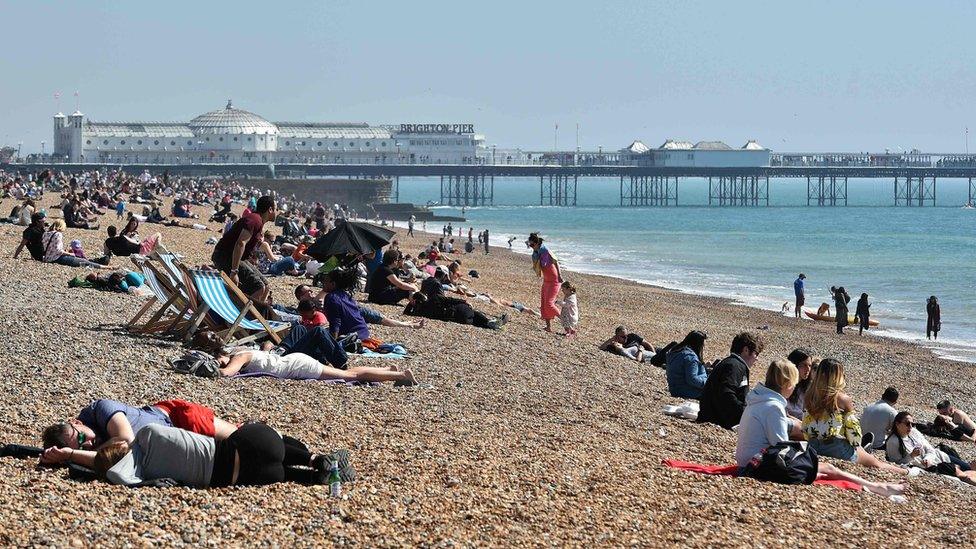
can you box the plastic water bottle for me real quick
[327,460,342,497]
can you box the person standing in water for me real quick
[832,286,850,335]
[793,273,806,319]
[927,296,941,340]
[855,293,871,335]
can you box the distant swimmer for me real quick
[507,236,517,248]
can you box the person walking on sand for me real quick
[927,296,941,340]
[407,215,415,237]
[793,273,806,319]
[855,293,871,335]
[832,286,850,334]
[527,232,562,332]
[483,228,490,255]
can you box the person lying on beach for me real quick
[39,399,239,468]
[735,359,906,497]
[94,423,338,488]
[404,291,508,331]
[600,326,656,362]
[935,400,976,442]
[802,359,908,475]
[886,411,976,485]
[665,331,710,399]
[216,348,417,385]
[697,332,763,430]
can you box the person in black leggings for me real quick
[211,423,331,486]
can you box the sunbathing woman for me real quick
[736,359,905,497]
[217,348,417,385]
[95,423,333,488]
[802,358,908,475]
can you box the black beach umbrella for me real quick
[306,220,396,260]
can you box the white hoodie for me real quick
[735,383,791,468]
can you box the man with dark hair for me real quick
[936,399,976,442]
[697,332,764,429]
[861,388,899,450]
[211,195,276,310]
[599,325,655,362]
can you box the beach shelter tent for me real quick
[306,220,396,260]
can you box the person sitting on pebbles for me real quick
[736,359,907,498]
[216,348,417,386]
[39,399,339,474]
[599,325,656,362]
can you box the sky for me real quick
[3,0,976,154]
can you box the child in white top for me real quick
[556,280,579,337]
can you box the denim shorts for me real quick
[359,305,384,324]
[808,437,857,462]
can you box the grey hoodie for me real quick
[735,383,791,468]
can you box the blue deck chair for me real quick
[185,269,290,345]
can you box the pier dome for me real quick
[189,100,278,136]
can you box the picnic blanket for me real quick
[662,459,862,491]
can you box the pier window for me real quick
[233,137,238,141]
[366,141,371,147]
[103,140,108,145]
[137,140,143,145]
[349,142,354,147]
[381,142,386,147]
[285,141,291,146]
[154,140,159,145]
[187,141,192,146]
[86,140,91,145]
[317,141,322,146]
[218,137,223,142]
[171,141,176,146]
[121,140,126,145]
[333,141,338,147]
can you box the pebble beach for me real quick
[1,198,974,547]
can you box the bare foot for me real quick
[414,319,425,329]
[864,483,906,497]
[394,368,418,387]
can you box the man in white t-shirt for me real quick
[861,387,899,450]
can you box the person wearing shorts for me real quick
[793,273,806,319]
[39,399,237,469]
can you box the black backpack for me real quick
[742,441,819,485]
[169,350,221,378]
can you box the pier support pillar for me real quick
[894,176,936,206]
[806,176,848,206]
[619,176,678,206]
[969,177,975,206]
[440,174,494,207]
[708,176,769,206]
[540,174,577,206]
[393,176,399,203]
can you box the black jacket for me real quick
[697,354,749,429]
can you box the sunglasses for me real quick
[70,424,87,448]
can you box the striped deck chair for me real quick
[185,269,290,346]
[126,255,193,335]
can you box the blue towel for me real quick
[360,348,406,359]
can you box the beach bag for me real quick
[742,441,819,485]
[650,341,678,367]
[169,350,220,378]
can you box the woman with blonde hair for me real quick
[801,358,907,474]
[735,359,905,496]
[41,219,111,269]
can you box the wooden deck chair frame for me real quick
[125,256,194,335]
[182,267,288,346]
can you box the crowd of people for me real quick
[3,167,966,501]
[658,326,975,494]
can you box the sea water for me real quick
[394,176,976,362]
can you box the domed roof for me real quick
[189,100,278,135]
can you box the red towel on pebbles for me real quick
[662,459,862,491]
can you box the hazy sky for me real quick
[3,1,976,153]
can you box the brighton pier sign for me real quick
[398,124,475,134]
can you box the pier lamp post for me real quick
[396,142,401,164]
[492,145,496,165]
[17,142,22,162]
[41,141,45,158]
